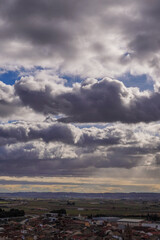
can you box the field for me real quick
[0,198,160,218]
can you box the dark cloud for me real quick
[0,121,121,147]
[0,144,139,177]
[0,0,159,78]
[0,0,109,60]
[0,82,20,117]
[0,179,80,186]
[0,80,45,121]
[0,122,75,145]
[0,121,159,177]
[78,133,120,147]
[14,76,160,123]
[154,154,160,165]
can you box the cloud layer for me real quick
[0,1,160,191]
[0,0,160,80]
[0,119,159,177]
[11,73,160,123]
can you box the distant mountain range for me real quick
[0,192,160,200]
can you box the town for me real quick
[0,198,160,240]
[0,212,160,239]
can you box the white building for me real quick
[117,218,144,227]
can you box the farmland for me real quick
[0,198,160,218]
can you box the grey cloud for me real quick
[0,80,45,121]
[0,0,107,60]
[0,122,159,177]
[78,133,120,147]
[0,180,80,186]
[154,154,160,165]
[0,0,159,78]
[0,144,139,177]
[116,0,160,77]
[0,121,121,147]
[0,82,20,117]
[15,76,160,123]
[0,122,75,145]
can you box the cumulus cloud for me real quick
[14,75,160,123]
[0,79,45,121]
[0,120,122,147]
[0,122,76,145]
[0,81,20,117]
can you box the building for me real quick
[117,218,144,227]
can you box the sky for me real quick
[0,0,160,193]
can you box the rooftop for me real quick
[118,218,144,223]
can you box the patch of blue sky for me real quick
[118,72,154,92]
[0,70,21,85]
[74,123,112,129]
[0,66,45,86]
[0,120,18,125]
[62,72,154,92]
[60,74,83,87]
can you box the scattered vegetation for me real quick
[50,208,66,215]
[0,208,25,218]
